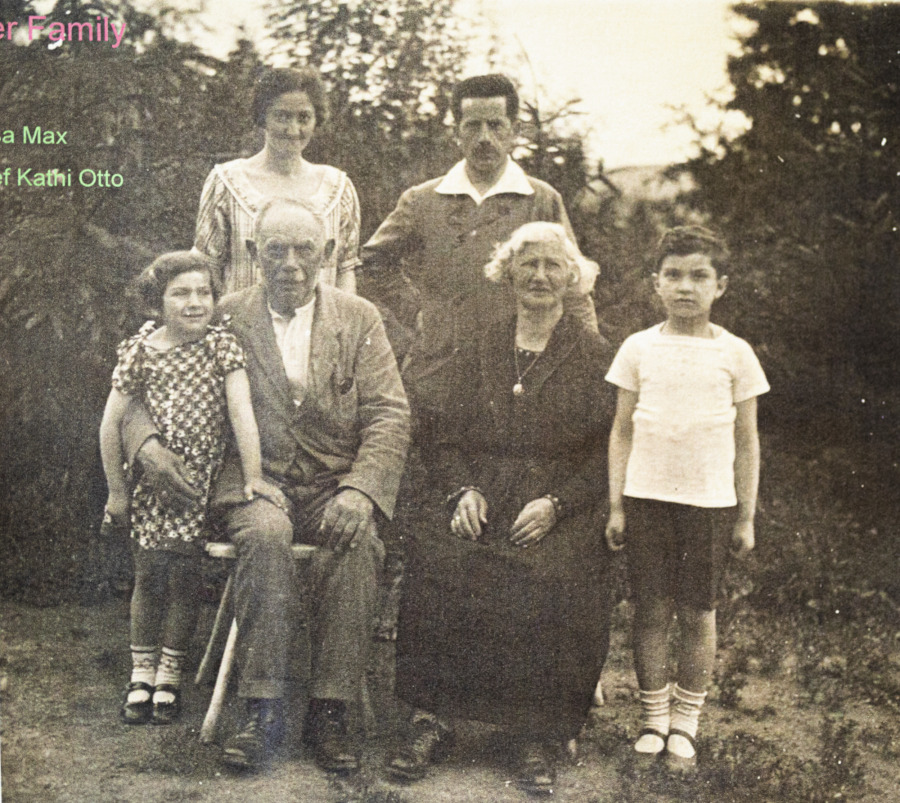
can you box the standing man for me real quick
[359,73,597,445]
[124,199,410,774]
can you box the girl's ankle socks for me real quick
[129,645,158,703]
[153,647,186,704]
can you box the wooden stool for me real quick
[195,541,317,743]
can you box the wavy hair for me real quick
[484,222,598,296]
[252,67,330,129]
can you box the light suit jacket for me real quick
[214,284,410,519]
[123,283,410,520]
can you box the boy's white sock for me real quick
[635,685,670,754]
[153,647,186,704]
[128,645,157,704]
[667,684,706,758]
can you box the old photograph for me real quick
[1,1,898,800]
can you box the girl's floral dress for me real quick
[112,320,245,553]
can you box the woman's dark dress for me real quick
[395,313,616,740]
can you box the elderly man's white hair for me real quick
[254,196,327,236]
[483,221,599,296]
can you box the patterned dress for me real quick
[112,321,246,553]
[193,159,361,293]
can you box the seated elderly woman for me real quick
[194,67,360,294]
[387,222,616,795]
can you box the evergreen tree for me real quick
[684,2,900,420]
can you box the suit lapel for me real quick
[236,287,295,411]
[305,285,342,404]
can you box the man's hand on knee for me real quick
[136,437,201,510]
[320,488,377,553]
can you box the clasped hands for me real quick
[450,489,556,548]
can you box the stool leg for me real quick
[195,573,234,687]
[360,675,376,735]
[200,618,237,744]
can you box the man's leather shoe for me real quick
[515,740,556,796]
[386,714,454,782]
[302,699,359,773]
[222,698,284,771]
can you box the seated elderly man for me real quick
[122,198,410,774]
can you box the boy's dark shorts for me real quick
[624,497,737,611]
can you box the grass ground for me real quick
[2,432,898,802]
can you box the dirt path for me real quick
[2,595,898,802]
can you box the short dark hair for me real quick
[451,74,519,123]
[136,251,220,316]
[252,67,330,129]
[654,225,730,275]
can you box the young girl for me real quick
[100,251,286,726]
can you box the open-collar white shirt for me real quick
[435,157,534,206]
[268,295,316,404]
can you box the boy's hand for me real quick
[731,519,755,556]
[605,508,626,551]
[243,478,289,513]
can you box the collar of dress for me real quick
[435,158,534,206]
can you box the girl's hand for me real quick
[604,509,626,551]
[244,478,289,513]
[451,490,487,540]
[105,492,130,524]
[509,497,556,548]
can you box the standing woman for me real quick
[388,222,616,796]
[194,67,360,294]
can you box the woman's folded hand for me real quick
[509,497,556,548]
[451,489,487,540]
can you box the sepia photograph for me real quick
[1,0,898,800]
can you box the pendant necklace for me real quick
[513,347,541,396]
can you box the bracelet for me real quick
[446,486,483,507]
[542,494,561,519]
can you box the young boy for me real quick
[604,226,769,772]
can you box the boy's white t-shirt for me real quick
[605,323,770,508]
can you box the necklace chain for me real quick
[513,347,541,396]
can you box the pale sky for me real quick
[476,0,747,167]
[162,0,749,168]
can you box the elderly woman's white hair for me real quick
[484,222,599,296]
